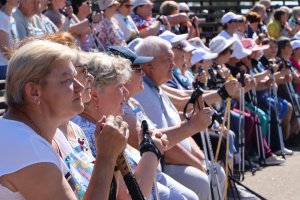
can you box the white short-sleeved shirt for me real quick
[0,117,68,199]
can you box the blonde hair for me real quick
[160,1,179,15]
[87,53,132,92]
[5,40,77,108]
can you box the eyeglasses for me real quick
[75,64,89,77]
[123,4,133,8]
[131,64,143,75]
[179,10,190,13]
[230,49,233,54]
[172,43,185,51]
[83,1,91,5]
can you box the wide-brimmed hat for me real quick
[98,0,119,10]
[159,30,188,44]
[191,48,218,65]
[241,38,270,51]
[230,40,252,59]
[132,0,153,9]
[221,12,243,25]
[181,40,196,52]
[107,46,153,64]
[209,36,234,54]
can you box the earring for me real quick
[95,105,98,110]
[37,100,40,106]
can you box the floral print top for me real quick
[96,16,126,50]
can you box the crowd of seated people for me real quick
[2,0,300,199]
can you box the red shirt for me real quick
[289,56,300,92]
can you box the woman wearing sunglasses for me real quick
[113,0,140,43]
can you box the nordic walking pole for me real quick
[183,69,222,200]
[269,59,286,159]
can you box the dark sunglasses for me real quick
[75,64,89,77]
[123,4,133,8]
[83,1,91,5]
[230,49,233,54]
[179,10,189,13]
[172,43,185,51]
[131,64,143,75]
[229,19,238,23]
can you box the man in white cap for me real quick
[131,0,170,37]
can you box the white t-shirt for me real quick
[0,11,19,65]
[0,117,68,200]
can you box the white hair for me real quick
[135,36,172,58]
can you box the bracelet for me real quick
[140,142,161,160]
[217,84,231,100]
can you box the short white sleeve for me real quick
[0,11,10,34]
[0,118,65,177]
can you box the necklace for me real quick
[16,108,45,140]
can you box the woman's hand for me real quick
[94,115,128,159]
[138,129,169,154]
[64,6,73,18]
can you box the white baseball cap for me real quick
[133,0,153,9]
[209,36,234,54]
[159,30,188,44]
[292,31,300,41]
[191,48,218,65]
[221,12,243,25]
[230,40,252,59]
[291,40,300,50]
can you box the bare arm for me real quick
[167,13,188,27]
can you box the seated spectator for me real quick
[113,0,139,43]
[96,0,126,50]
[245,11,263,40]
[71,0,103,51]
[289,6,300,28]
[131,0,170,37]
[0,39,126,199]
[133,36,227,200]
[71,52,169,199]
[0,0,19,79]
[289,40,300,93]
[236,15,247,40]
[44,0,73,29]
[251,4,269,37]
[281,6,300,37]
[159,1,189,33]
[12,0,46,39]
[38,0,59,34]
[258,0,273,25]
[267,8,291,39]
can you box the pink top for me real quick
[289,56,300,92]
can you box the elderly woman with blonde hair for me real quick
[0,40,127,200]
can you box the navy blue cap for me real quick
[106,46,153,64]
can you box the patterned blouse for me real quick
[96,16,126,50]
[131,13,164,36]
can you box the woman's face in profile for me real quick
[95,82,129,117]
[39,60,84,119]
